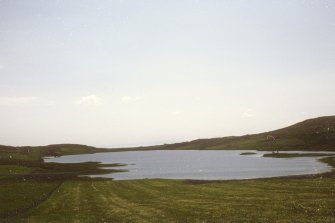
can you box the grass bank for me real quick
[240,152,257,155]
[263,153,335,158]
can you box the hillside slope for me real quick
[1,116,335,154]
[0,144,109,161]
[126,116,335,151]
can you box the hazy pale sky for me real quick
[0,0,334,147]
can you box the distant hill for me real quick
[123,116,335,152]
[0,144,109,161]
[1,116,335,157]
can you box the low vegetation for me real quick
[1,116,335,222]
[130,116,335,152]
[14,176,335,223]
[0,145,334,222]
[1,116,335,156]
[263,153,335,158]
[0,180,61,217]
[0,144,110,162]
[240,152,257,155]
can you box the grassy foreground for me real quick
[0,156,333,222]
[0,143,335,222]
[11,176,335,223]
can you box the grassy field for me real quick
[1,116,335,222]
[0,144,127,221]
[0,180,61,214]
[0,148,334,222]
[0,165,33,175]
[11,175,335,223]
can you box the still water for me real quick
[45,150,332,180]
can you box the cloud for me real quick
[243,108,255,118]
[75,95,103,106]
[121,96,141,103]
[0,97,37,106]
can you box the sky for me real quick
[0,0,334,147]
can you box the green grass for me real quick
[0,180,61,214]
[263,153,335,158]
[15,177,335,223]
[1,121,335,222]
[0,149,127,221]
[320,156,335,167]
[0,144,110,162]
[1,116,335,157]
[240,152,257,155]
[113,116,335,152]
[0,165,32,174]
[0,151,333,222]
[0,152,42,162]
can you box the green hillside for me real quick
[1,116,335,156]
[0,144,109,162]
[122,116,335,152]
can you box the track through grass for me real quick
[17,177,335,223]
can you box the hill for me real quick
[1,116,335,156]
[121,116,335,152]
[0,144,109,161]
